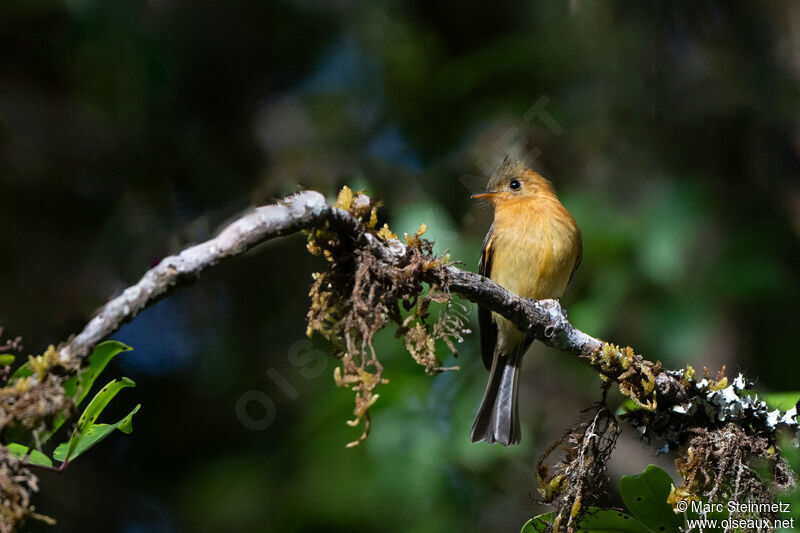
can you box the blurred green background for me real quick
[1,0,799,531]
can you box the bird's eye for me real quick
[509,179,522,191]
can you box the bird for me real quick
[469,157,582,446]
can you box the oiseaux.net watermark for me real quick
[459,94,564,201]
[675,499,795,530]
[236,94,567,431]
[235,339,328,431]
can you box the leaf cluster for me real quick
[527,465,693,533]
[0,341,140,530]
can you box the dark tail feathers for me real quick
[469,344,525,446]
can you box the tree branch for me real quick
[58,191,332,361]
[57,190,798,444]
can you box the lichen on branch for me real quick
[0,332,69,531]
[305,187,469,446]
[668,425,795,526]
[588,343,661,411]
[19,187,795,529]
[537,341,798,531]
[536,401,620,532]
[0,448,43,533]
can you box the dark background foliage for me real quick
[1,1,798,531]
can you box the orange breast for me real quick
[488,197,581,349]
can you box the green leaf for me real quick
[6,443,53,468]
[521,513,553,533]
[620,465,682,533]
[55,376,136,463]
[9,361,32,380]
[580,509,652,532]
[65,341,133,407]
[53,404,140,463]
[762,392,800,411]
[0,354,15,366]
[615,398,639,417]
[521,509,651,533]
[10,341,131,387]
[40,340,132,443]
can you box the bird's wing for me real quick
[478,223,494,277]
[567,231,583,285]
[478,224,498,370]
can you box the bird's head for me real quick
[470,157,555,205]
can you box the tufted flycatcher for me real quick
[469,158,582,446]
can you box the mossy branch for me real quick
[54,189,798,443]
[45,188,798,530]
